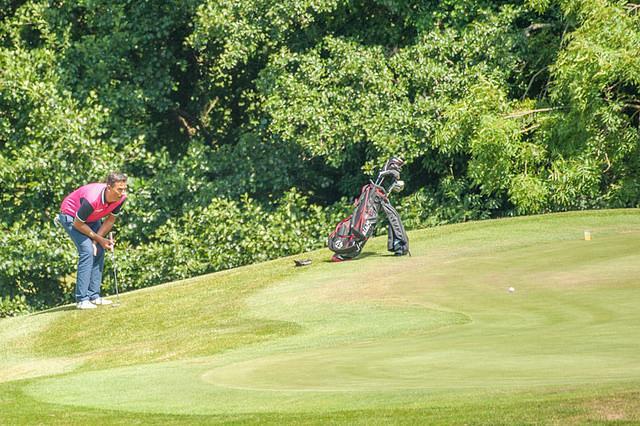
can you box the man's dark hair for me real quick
[106,172,127,187]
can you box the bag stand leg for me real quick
[381,199,410,256]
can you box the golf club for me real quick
[108,232,121,307]
[390,179,405,193]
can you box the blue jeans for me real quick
[58,214,105,302]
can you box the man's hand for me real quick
[108,233,116,252]
[95,234,114,251]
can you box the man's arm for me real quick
[96,214,116,241]
[72,218,114,250]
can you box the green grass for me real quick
[2,209,640,424]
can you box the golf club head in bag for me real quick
[377,169,400,182]
[376,156,404,194]
[382,157,404,173]
[391,180,405,193]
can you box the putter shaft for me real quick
[108,232,121,306]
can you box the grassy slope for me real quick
[1,209,640,424]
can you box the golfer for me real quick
[58,172,127,309]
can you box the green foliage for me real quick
[260,36,410,167]
[398,177,497,228]
[190,133,333,203]
[259,5,527,172]
[43,0,201,145]
[0,223,75,311]
[187,0,347,140]
[547,0,640,207]
[0,294,29,318]
[509,174,549,214]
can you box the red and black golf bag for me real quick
[328,157,410,261]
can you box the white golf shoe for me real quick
[77,300,97,310]
[91,297,113,306]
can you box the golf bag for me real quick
[328,157,410,261]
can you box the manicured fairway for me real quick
[2,210,640,423]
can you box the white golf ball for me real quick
[508,287,515,293]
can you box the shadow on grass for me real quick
[320,251,380,263]
[30,304,77,316]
